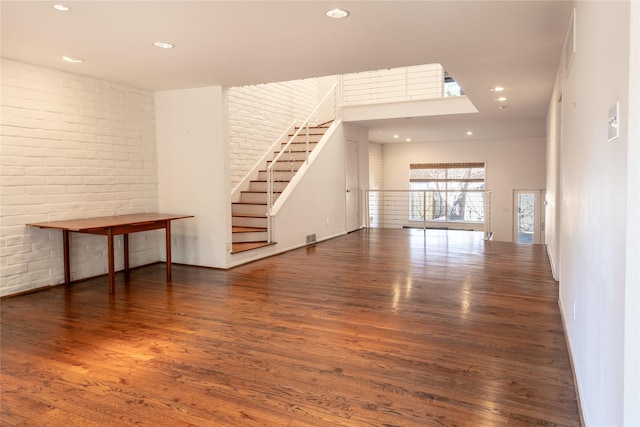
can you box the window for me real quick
[409,162,485,223]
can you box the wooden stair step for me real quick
[267,159,304,164]
[290,129,327,133]
[232,202,268,205]
[232,226,266,233]
[241,191,280,195]
[232,213,266,218]
[231,241,276,254]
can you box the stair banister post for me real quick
[365,190,370,229]
[423,190,427,231]
[305,124,310,164]
[267,164,272,243]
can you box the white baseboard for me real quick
[558,297,588,426]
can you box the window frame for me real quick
[409,162,486,224]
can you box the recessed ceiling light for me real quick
[490,86,504,92]
[393,134,399,139]
[153,41,175,49]
[52,4,70,11]
[495,96,507,102]
[466,131,473,136]
[62,56,83,63]
[326,8,350,19]
[405,138,411,142]
[497,105,510,109]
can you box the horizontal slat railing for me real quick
[366,189,492,239]
[342,64,446,106]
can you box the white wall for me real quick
[624,3,640,425]
[546,85,562,280]
[155,87,228,268]
[0,59,160,296]
[382,137,546,242]
[546,1,640,425]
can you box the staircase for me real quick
[231,124,331,254]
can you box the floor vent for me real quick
[306,234,317,244]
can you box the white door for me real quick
[346,138,360,232]
[513,190,545,244]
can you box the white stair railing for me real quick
[266,82,338,243]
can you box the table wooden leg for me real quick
[123,234,129,274]
[107,228,115,294]
[63,230,71,285]
[165,220,172,282]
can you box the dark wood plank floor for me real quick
[1,229,580,426]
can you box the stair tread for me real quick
[232,226,267,233]
[282,140,320,145]
[232,213,267,218]
[231,241,276,254]
[232,202,267,205]
[241,191,280,194]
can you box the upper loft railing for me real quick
[266,82,338,242]
[341,63,462,107]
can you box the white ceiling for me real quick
[0,1,573,143]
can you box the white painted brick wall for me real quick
[228,79,318,189]
[0,59,160,296]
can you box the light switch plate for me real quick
[608,102,619,142]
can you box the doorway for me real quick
[345,138,360,232]
[513,190,545,244]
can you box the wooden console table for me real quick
[27,213,194,294]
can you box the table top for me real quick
[27,213,194,232]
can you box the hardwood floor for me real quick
[1,229,580,426]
